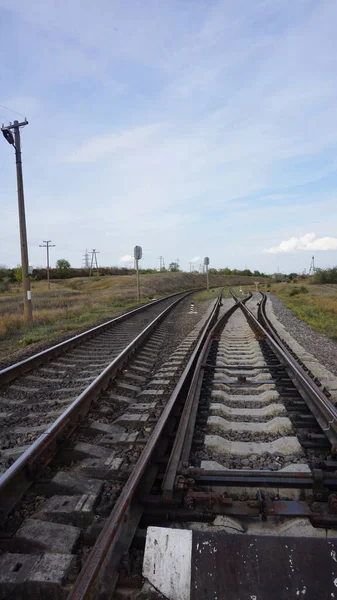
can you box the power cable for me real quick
[0,149,12,175]
[0,103,26,119]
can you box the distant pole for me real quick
[309,255,315,275]
[134,246,142,301]
[89,249,100,276]
[136,258,140,300]
[83,249,90,269]
[189,261,193,272]
[204,256,210,290]
[1,119,32,326]
[39,240,55,289]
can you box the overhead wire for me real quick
[0,103,26,119]
[0,149,12,175]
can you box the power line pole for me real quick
[158,256,163,271]
[39,240,55,289]
[89,249,100,276]
[309,255,315,275]
[83,249,90,269]
[189,262,193,272]
[1,119,32,326]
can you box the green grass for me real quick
[11,299,145,349]
[192,287,228,302]
[271,282,337,341]
[0,274,269,361]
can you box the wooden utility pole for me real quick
[1,119,32,326]
[40,240,55,289]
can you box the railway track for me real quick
[0,288,224,599]
[1,289,337,599]
[0,292,192,474]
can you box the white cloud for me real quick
[2,0,337,273]
[120,254,133,262]
[190,256,201,262]
[263,233,337,254]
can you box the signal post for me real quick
[134,245,142,301]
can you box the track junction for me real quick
[0,289,336,599]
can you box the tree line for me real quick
[312,267,337,284]
[0,262,268,283]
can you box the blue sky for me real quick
[1,0,337,273]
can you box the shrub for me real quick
[14,265,22,283]
[290,286,308,296]
[0,277,10,293]
[313,267,337,284]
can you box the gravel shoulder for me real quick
[269,293,337,376]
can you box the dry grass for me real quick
[0,273,263,358]
[270,282,337,341]
[192,288,232,302]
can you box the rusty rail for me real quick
[0,292,190,520]
[241,293,337,446]
[161,292,252,499]
[0,290,196,385]
[66,291,224,600]
[66,290,337,598]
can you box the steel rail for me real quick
[239,293,337,446]
[161,292,252,499]
[66,292,224,600]
[177,467,337,489]
[0,289,196,385]
[0,292,190,520]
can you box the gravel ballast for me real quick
[269,294,337,376]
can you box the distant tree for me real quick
[14,265,22,283]
[56,258,71,278]
[313,267,337,284]
[168,262,180,272]
[218,267,231,275]
[0,276,10,293]
[208,268,218,275]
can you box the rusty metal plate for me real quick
[191,532,337,600]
